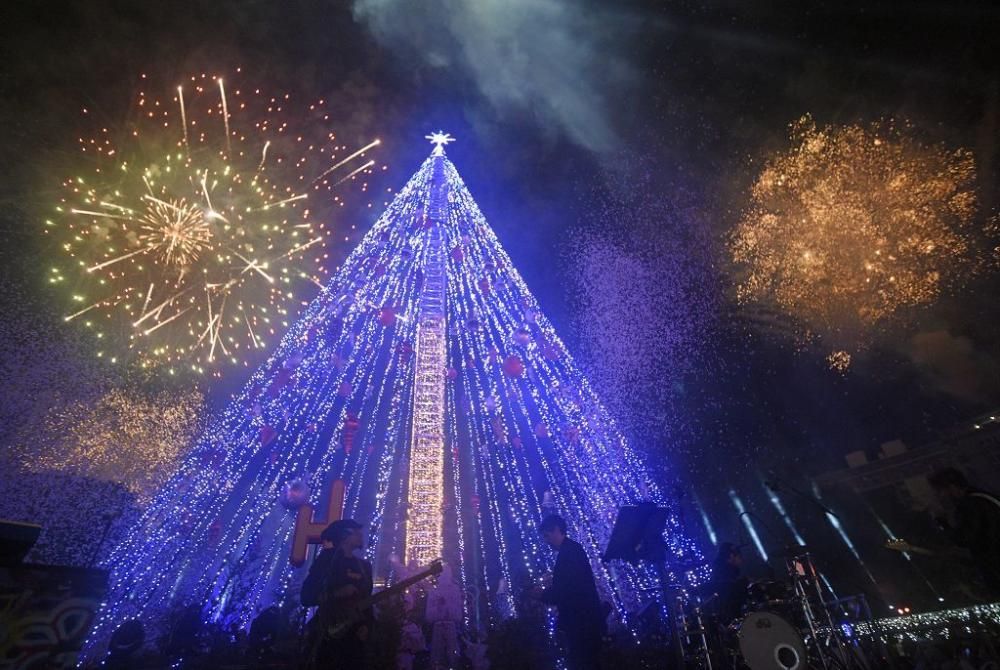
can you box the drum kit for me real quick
[669,547,870,669]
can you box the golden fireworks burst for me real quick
[730,115,980,366]
[48,70,382,375]
[827,350,852,373]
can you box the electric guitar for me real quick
[325,558,443,639]
[884,538,970,560]
[884,538,934,556]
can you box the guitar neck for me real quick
[364,565,441,607]
[324,561,443,639]
[885,539,974,560]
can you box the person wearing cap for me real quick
[301,518,373,667]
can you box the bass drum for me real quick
[735,611,806,670]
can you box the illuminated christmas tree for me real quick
[84,134,700,656]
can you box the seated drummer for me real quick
[709,542,748,622]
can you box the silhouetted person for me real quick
[538,515,604,670]
[929,467,1000,597]
[301,519,373,668]
[708,542,748,623]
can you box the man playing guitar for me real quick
[301,519,373,668]
[928,468,1000,598]
[300,520,444,668]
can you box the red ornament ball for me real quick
[502,355,524,377]
[207,519,224,545]
[378,306,397,327]
[260,425,278,447]
[281,479,311,510]
[512,328,531,346]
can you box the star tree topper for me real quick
[425,131,455,156]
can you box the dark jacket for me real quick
[542,537,604,635]
[301,548,374,667]
[709,560,747,622]
[301,548,374,615]
[951,491,1000,594]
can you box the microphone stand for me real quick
[768,477,866,669]
[89,513,116,567]
[738,510,782,546]
[768,478,839,520]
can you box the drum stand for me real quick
[786,550,865,670]
[671,591,714,670]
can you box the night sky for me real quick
[2,0,998,487]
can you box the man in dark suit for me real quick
[538,515,604,670]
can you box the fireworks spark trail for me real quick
[50,69,386,375]
[141,306,191,336]
[258,193,308,210]
[217,77,231,155]
[65,302,102,321]
[257,140,270,172]
[69,208,130,221]
[312,139,381,184]
[243,313,262,349]
[84,247,149,273]
[729,115,984,369]
[177,86,189,151]
[333,159,376,187]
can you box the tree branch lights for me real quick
[82,139,701,660]
[404,155,449,564]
